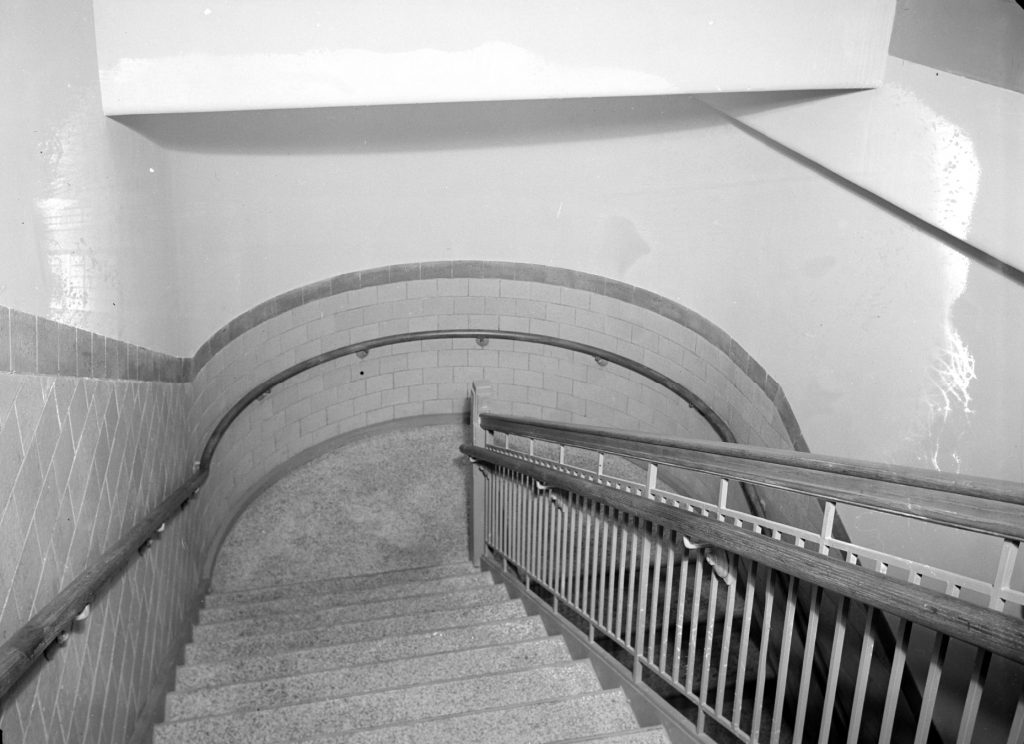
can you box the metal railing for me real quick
[463,384,1024,744]
[0,328,735,710]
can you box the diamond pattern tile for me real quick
[0,372,198,744]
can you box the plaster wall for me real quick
[93,0,894,114]
[163,95,1024,491]
[0,0,183,353]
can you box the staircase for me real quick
[154,562,671,743]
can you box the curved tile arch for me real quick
[189,261,808,453]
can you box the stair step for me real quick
[199,571,496,624]
[204,562,483,608]
[166,636,572,721]
[549,728,672,743]
[193,584,510,641]
[184,599,528,663]
[267,690,642,744]
[176,615,551,692]
[154,661,602,744]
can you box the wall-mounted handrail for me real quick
[0,328,743,707]
[196,329,743,471]
[0,472,205,701]
[480,413,1024,540]
[463,442,1024,666]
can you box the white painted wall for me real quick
[0,0,182,350]
[163,84,1024,491]
[93,0,895,114]
[702,58,1024,277]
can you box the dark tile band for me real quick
[190,261,808,451]
[0,261,807,451]
[0,305,189,384]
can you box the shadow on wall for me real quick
[113,95,722,154]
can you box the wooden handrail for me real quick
[0,472,205,701]
[480,414,1024,540]
[0,328,735,707]
[14,327,1004,708]
[462,443,1024,666]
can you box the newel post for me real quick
[469,381,493,566]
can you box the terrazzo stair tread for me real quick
[166,636,573,721]
[193,583,511,641]
[204,562,483,608]
[184,599,530,663]
[153,660,602,744]
[545,728,672,743]
[199,571,496,624]
[286,690,644,744]
[175,615,551,692]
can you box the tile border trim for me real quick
[192,261,808,451]
[0,305,190,383]
[0,262,806,449]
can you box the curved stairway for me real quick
[154,563,671,743]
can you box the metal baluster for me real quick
[793,504,838,743]
[501,468,510,566]
[508,469,518,566]
[511,471,521,571]
[518,472,529,574]
[770,573,798,744]
[715,551,739,719]
[959,539,1017,743]
[558,489,570,601]
[608,506,620,635]
[956,649,991,744]
[597,502,609,629]
[732,558,758,732]
[878,616,913,744]
[541,483,552,588]
[846,604,877,744]
[572,491,584,610]
[553,491,564,603]
[625,515,639,652]
[634,522,652,683]
[687,554,705,694]
[532,477,544,584]
[712,480,736,723]
[818,595,850,744]
[660,540,676,674]
[507,469,517,568]
[491,467,499,557]
[752,562,776,744]
[791,585,824,743]
[648,530,663,662]
[581,496,594,637]
[672,545,690,683]
[615,511,629,640]
[914,631,950,744]
[697,559,721,734]
[1008,688,1024,744]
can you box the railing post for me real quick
[469,381,494,566]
